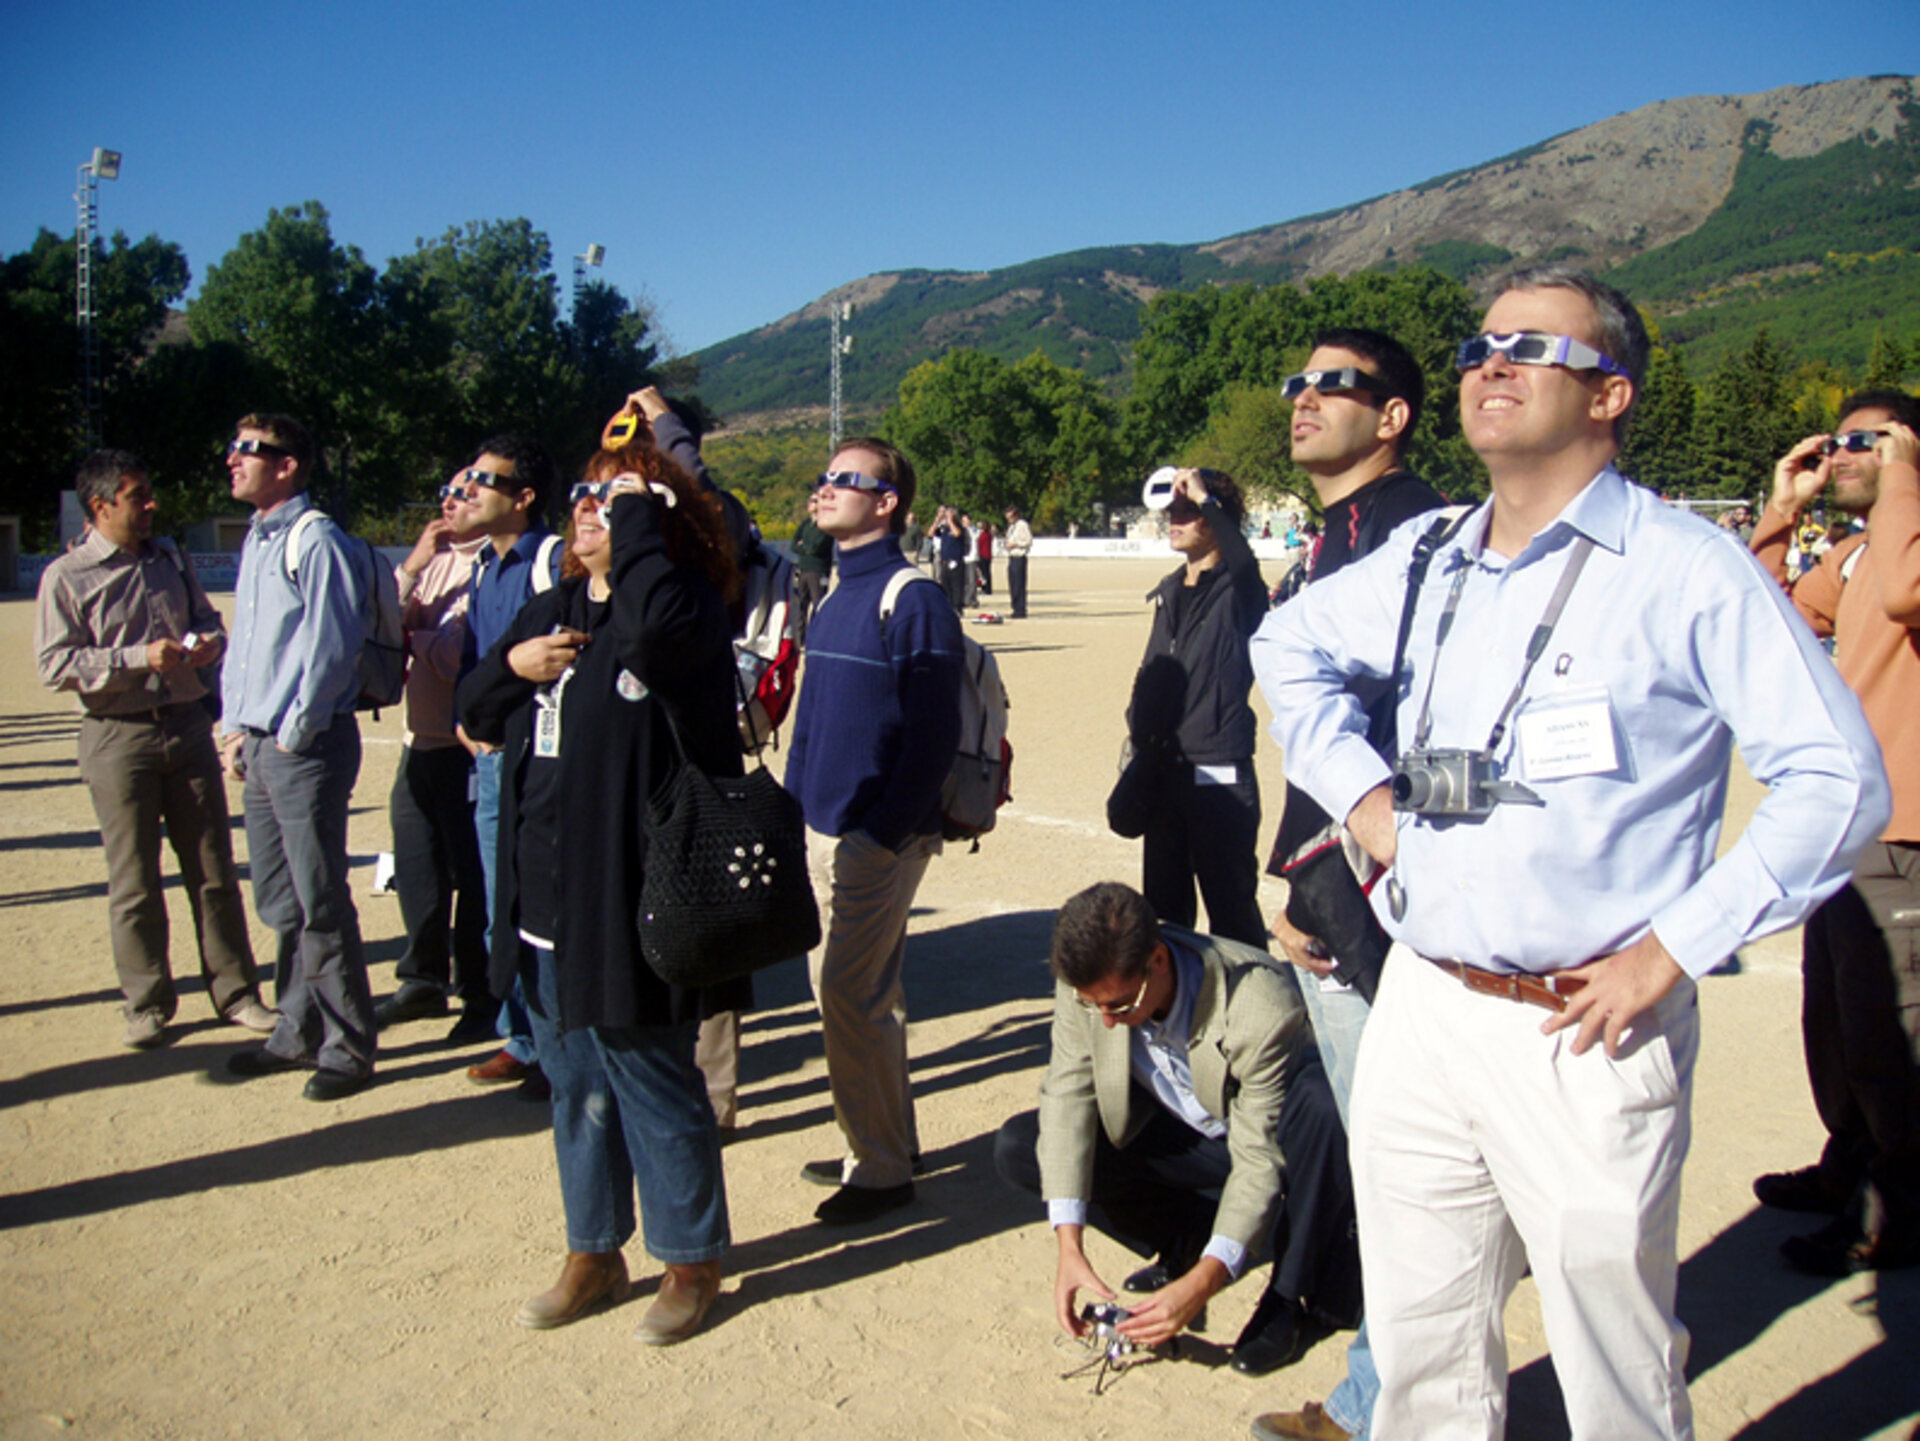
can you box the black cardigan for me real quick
[455,492,749,1032]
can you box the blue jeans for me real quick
[522,942,730,1262]
[1301,972,1377,1439]
[474,748,535,1063]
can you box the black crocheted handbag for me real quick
[637,706,820,988]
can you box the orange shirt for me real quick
[1752,465,1920,841]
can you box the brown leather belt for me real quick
[1424,956,1586,1014]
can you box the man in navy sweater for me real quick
[785,438,964,1225]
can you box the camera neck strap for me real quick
[1411,534,1595,754]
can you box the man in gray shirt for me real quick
[216,413,378,1101]
[35,449,274,1050]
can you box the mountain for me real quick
[690,75,1919,427]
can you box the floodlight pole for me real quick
[74,147,121,450]
[573,243,605,309]
[829,301,853,449]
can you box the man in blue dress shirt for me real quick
[1251,267,1889,1440]
[217,413,378,1102]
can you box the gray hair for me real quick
[74,449,147,518]
[1499,265,1649,443]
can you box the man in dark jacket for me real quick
[1127,467,1268,948]
[785,439,964,1226]
[791,491,834,647]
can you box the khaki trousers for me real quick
[76,708,257,1020]
[806,826,939,1188]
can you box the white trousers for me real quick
[1351,943,1699,1441]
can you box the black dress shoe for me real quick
[304,1067,373,1102]
[224,1046,313,1079]
[1782,1213,1920,1276]
[1753,1164,1857,1216]
[814,1182,915,1226]
[1231,1294,1332,1376]
[444,1006,500,1047]
[373,988,449,1031]
[1123,1262,1172,1294]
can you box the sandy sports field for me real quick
[1,556,1915,1441]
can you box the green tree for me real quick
[1618,344,1698,495]
[1692,329,1801,499]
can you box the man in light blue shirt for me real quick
[1251,268,1889,1440]
[216,412,377,1102]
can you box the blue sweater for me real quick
[786,536,964,848]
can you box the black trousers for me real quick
[1141,763,1266,949]
[942,560,968,612]
[1801,841,1920,1227]
[390,744,491,1005]
[994,1058,1361,1324]
[1007,555,1029,618]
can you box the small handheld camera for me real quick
[1392,747,1540,816]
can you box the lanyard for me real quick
[1411,536,1595,754]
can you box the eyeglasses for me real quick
[1280,367,1394,402]
[1075,970,1152,1019]
[1455,331,1628,377]
[436,482,475,502]
[569,480,614,507]
[460,467,515,492]
[813,470,897,496]
[1822,430,1886,456]
[226,438,289,459]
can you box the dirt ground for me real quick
[1,558,1915,1441]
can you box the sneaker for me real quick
[223,997,280,1034]
[123,1011,168,1049]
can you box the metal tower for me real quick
[74,147,121,449]
[829,301,853,448]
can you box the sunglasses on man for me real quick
[226,438,290,459]
[1280,367,1395,402]
[813,470,897,496]
[1455,331,1628,377]
[1822,430,1886,456]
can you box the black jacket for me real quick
[1128,497,1268,765]
[456,492,748,1032]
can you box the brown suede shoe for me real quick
[514,1250,631,1330]
[1251,1401,1353,1441]
[469,1050,531,1086]
[634,1260,721,1346]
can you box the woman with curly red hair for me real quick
[457,414,744,1345]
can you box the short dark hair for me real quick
[474,433,559,522]
[836,436,917,534]
[235,412,315,475]
[75,449,147,517]
[1495,266,1650,443]
[1838,388,1918,430]
[1313,326,1425,441]
[1193,468,1247,529]
[1050,882,1161,991]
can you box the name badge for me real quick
[534,700,561,759]
[1517,687,1617,781]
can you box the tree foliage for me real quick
[881,348,1126,530]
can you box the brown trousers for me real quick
[76,708,257,1019]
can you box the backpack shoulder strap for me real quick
[530,534,564,594]
[284,509,328,581]
[877,565,939,633]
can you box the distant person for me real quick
[1124,467,1267,948]
[791,490,833,647]
[959,512,981,606]
[1750,389,1920,1278]
[217,413,379,1101]
[900,510,925,568]
[995,882,1360,1375]
[975,518,994,596]
[1247,326,1445,1441]
[1004,505,1033,619]
[453,434,563,1096]
[372,485,493,1043]
[936,507,969,611]
[784,439,963,1225]
[35,449,274,1050]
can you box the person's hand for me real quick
[1540,930,1685,1057]
[146,637,188,673]
[1876,422,1919,473]
[1769,435,1833,520]
[184,634,222,668]
[1053,1227,1116,1338]
[403,515,454,577]
[1270,908,1334,977]
[1116,1257,1227,1347]
[507,629,588,683]
[1345,783,1397,869]
[217,730,245,780]
[1174,468,1211,506]
[454,722,496,758]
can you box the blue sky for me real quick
[4,1,1914,357]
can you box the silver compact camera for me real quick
[1392,747,1509,816]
